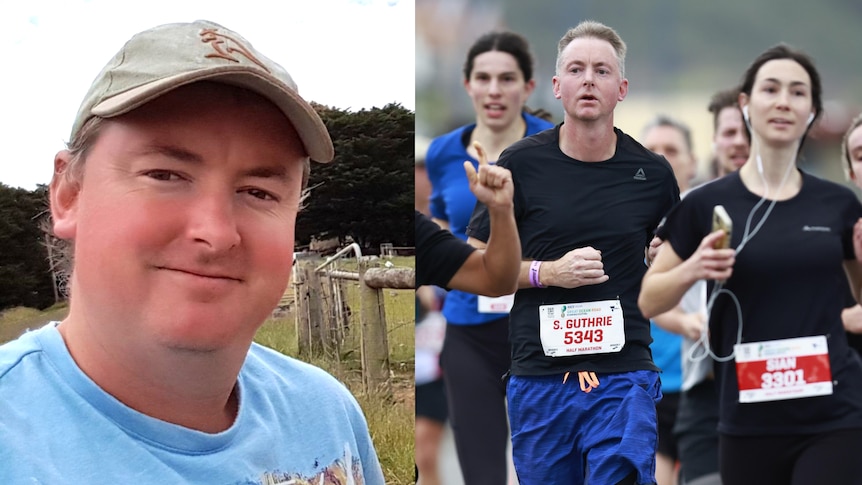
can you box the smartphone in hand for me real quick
[712,205,732,249]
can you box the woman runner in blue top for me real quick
[424,30,553,485]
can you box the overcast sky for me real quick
[0,0,415,189]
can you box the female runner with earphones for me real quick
[639,44,862,485]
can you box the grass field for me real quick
[0,303,70,343]
[0,255,416,484]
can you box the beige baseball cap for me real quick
[70,20,334,163]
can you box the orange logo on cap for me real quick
[199,28,270,73]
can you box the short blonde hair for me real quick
[555,20,627,78]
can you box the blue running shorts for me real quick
[507,369,661,485]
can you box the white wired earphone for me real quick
[688,104,813,363]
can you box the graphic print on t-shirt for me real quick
[255,443,366,485]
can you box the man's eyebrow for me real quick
[137,143,289,181]
[138,144,203,164]
[565,60,610,68]
[240,165,289,181]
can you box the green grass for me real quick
[0,303,68,343]
[357,381,414,484]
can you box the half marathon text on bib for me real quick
[734,335,833,403]
[538,299,625,357]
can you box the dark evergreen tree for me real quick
[297,103,414,253]
[0,184,55,310]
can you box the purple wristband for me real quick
[529,260,544,288]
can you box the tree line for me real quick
[0,103,415,311]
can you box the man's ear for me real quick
[50,150,81,240]
[552,76,562,99]
[617,78,628,102]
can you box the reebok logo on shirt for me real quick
[802,225,831,232]
[633,168,646,181]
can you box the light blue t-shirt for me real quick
[0,323,385,485]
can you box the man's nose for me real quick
[187,192,241,252]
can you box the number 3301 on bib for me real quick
[734,335,833,403]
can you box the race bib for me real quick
[538,299,625,357]
[735,335,833,403]
[415,311,446,353]
[478,293,514,313]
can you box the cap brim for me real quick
[91,66,335,163]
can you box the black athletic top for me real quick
[658,170,862,436]
[415,210,475,289]
[468,124,679,376]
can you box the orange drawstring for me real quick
[562,371,600,393]
[578,371,599,393]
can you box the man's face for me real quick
[53,83,306,352]
[553,37,627,121]
[714,106,750,176]
[643,125,695,192]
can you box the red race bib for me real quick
[734,336,832,403]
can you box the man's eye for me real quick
[144,170,181,181]
[245,188,277,201]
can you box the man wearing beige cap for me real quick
[0,20,385,484]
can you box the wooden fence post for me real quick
[306,262,325,355]
[319,272,342,358]
[294,259,326,357]
[358,257,392,395]
[328,277,350,357]
[294,261,311,357]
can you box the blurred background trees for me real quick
[417,0,862,189]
